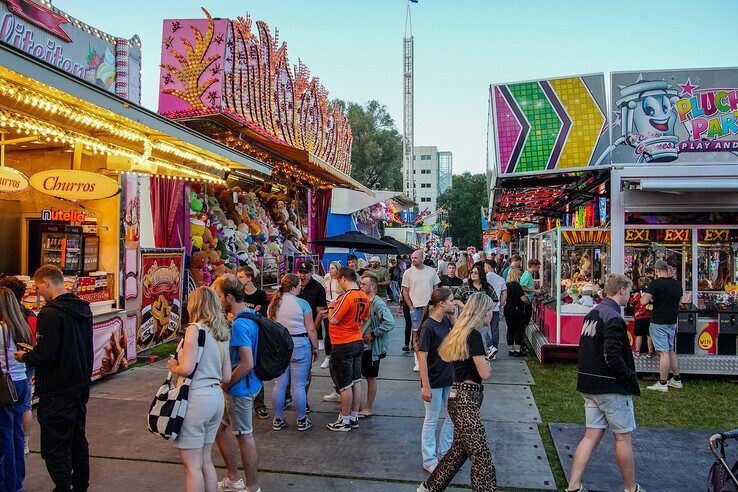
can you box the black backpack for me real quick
[233,312,294,381]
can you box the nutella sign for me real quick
[30,169,119,201]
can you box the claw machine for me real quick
[528,227,611,361]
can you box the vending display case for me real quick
[39,224,83,274]
[529,227,610,359]
[82,234,100,274]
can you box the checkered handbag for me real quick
[147,325,206,440]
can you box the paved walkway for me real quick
[24,309,555,491]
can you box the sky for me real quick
[55,0,735,175]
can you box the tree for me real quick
[436,172,487,248]
[338,99,403,191]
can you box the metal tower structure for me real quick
[403,2,415,203]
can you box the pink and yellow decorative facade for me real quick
[157,8,352,176]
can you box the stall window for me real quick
[696,228,738,317]
[624,227,693,302]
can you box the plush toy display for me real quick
[190,251,212,287]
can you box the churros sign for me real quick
[0,166,29,192]
[30,169,119,200]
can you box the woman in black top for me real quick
[418,292,497,492]
[455,264,498,308]
[504,267,529,357]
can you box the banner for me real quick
[491,74,609,175]
[610,68,738,165]
[138,249,184,350]
[92,315,133,379]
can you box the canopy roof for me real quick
[330,188,416,215]
[0,43,271,182]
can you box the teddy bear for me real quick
[189,251,211,287]
[286,220,302,239]
[190,218,206,250]
[276,200,289,223]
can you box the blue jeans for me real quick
[410,307,424,332]
[0,379,28,492]
[273,337,312,420]
[421,386,454,468]
[390,281,399,301]
[481,311,500,350]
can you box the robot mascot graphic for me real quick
[596,75,680,164]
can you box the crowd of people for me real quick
[0,244,687,492]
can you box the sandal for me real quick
[358,410,373,419]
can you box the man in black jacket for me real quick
[15,265,93,491]
[567,274,643,492]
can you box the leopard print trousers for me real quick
[425,383,497,491]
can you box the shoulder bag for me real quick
[147,324,206,440]
[0,322,19,408]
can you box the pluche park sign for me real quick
[29,169,119,201]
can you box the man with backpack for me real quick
[213,274,261,492]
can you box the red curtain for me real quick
[151,176,186,249]
[308,188,331,258]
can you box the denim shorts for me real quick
[23,366,35,411]
[223,393,255,436]
[329,340,364,391]
[583,393,636,434]
[650,323,677,351]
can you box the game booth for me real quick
[488,68,738,374]
[0,1,274,384]
[155,9,368,287]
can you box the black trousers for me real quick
[402,300,412,347]
[38,386,90,492]
[321,318,332,356]
[504,308,526,346]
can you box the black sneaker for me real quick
[255,407,269,419]
[296,417,312,431]
[305,403,311,414]
[326,417,352,432]
[402,345,411,352]
[272,417,287,431]
[508,350,517,357]
[284,396,293,408]
[349,418,359,429]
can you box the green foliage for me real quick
[339,99,403,191]
[436,172,487,248]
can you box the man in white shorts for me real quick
[567,274,643,492]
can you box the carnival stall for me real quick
[488,67,738,374]
[531,228,610,353]
[156,9,365,288]
[0,1,270,380]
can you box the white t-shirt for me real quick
[401,265,441,307]
[486,272,507,312]
[275,293,312,335]
[437,259,448,276]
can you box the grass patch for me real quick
[527,354,738,489]
[144,341,179,360]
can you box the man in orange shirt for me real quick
[325,267,369,431]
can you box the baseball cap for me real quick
[370,256,381,263]
[297,261,314,273]
[654,260,669,271]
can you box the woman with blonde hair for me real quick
[268,274,319,431]
[321,261,343,370]
[419,292,498,492]
[0,287,33,491]
[167,286,231,492]
[456,253,470,280]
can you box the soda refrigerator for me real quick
[81,234,100,274]
[39,224,83,274]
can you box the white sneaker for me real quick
[646,381,668,392]
[487,346,498,360]
[423,463,436,473]
[667,378,683,389]
[320,356,330,369]
[417,482,429,492]
[218,477,246,491]
[413,363,419,372]
[323,391,340,402]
